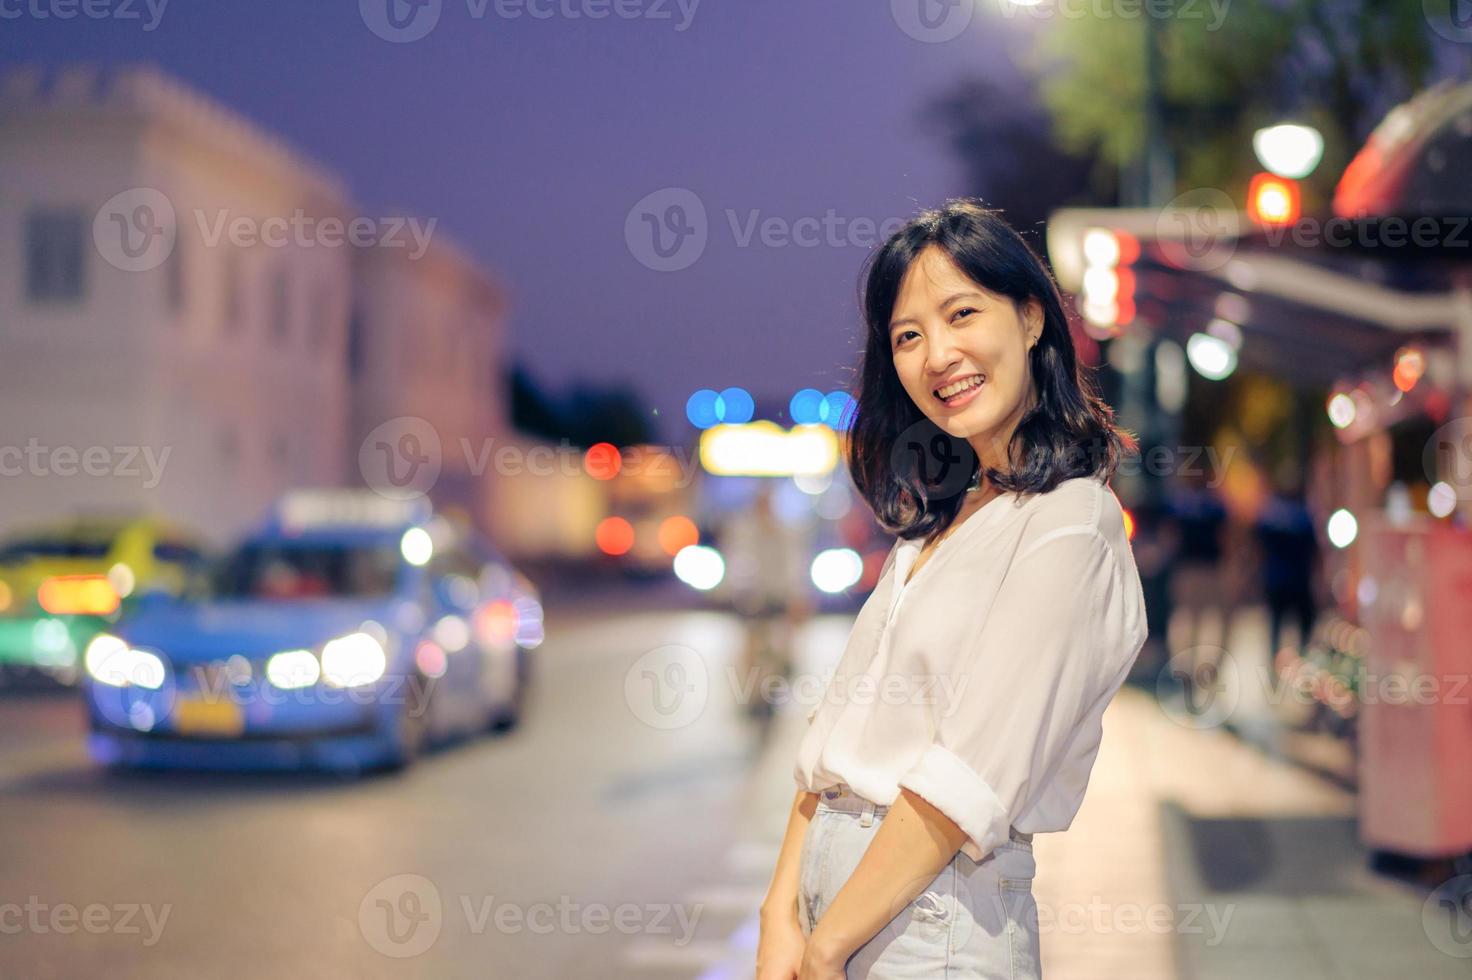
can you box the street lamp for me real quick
[1252,123,1324,180]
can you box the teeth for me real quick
[937,376,984,400]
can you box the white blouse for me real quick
[793,475,1148,862]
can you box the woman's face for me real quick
[888,245,1043,471]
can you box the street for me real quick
[0,583,820,979]
[5,587,1468,979]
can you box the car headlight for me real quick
[265,649,320,690]
[84,634,166,690]
[319,631,387,688]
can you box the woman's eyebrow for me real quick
[889,292,986,331]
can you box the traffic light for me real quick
[1247,172,1301,226]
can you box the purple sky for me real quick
[10,0,1040,441]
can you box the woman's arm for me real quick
[757,789,819,980]
[799,788,967,977]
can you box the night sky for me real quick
[8,0,1040,441]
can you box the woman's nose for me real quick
[925,330,960,375]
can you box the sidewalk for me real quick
[641,607,1468,979]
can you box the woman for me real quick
[757,200,1148,979]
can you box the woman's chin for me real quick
[937,406,992,440]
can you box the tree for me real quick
[923,76,1106,235]
[1026,0,1456,206]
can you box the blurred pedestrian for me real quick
[721,480,811,719]
[1166,476,1229,656]
[1255,487,1319,658]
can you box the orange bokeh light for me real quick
[657,515,699,556]
[595,516,635,555]
[584,443,622,480]
[38,575,120,616]
[1247,172,1300,226]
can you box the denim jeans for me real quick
[798,787,1042,979]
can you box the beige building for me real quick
[0,65,509,543]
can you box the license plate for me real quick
[173,697,244,737]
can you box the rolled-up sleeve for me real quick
[896,526,1128,861]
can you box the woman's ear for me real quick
[1025,298,1043,350]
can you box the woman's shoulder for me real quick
[1014,474,1127,551]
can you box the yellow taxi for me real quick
[0,517,208,685]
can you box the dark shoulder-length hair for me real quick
[845,199,1135,542]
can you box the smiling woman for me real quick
[756,200,1147,980]
[848,198,1132,545]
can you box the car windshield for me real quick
[0,536,113,561]
[213,541,401,600]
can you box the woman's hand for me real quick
[796,931,848,980]
[755,907,808,980]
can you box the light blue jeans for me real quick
[798,785,1043,979]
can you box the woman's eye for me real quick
[894,330,918,347]
[952,307,978,322]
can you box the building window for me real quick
[271,263,290,344]
[347,307,366,378]
[25,209,85,302]
[311,282,332,354]
[223,249,242,334]
[165,234,186,313]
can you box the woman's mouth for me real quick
[934,373,985,408]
